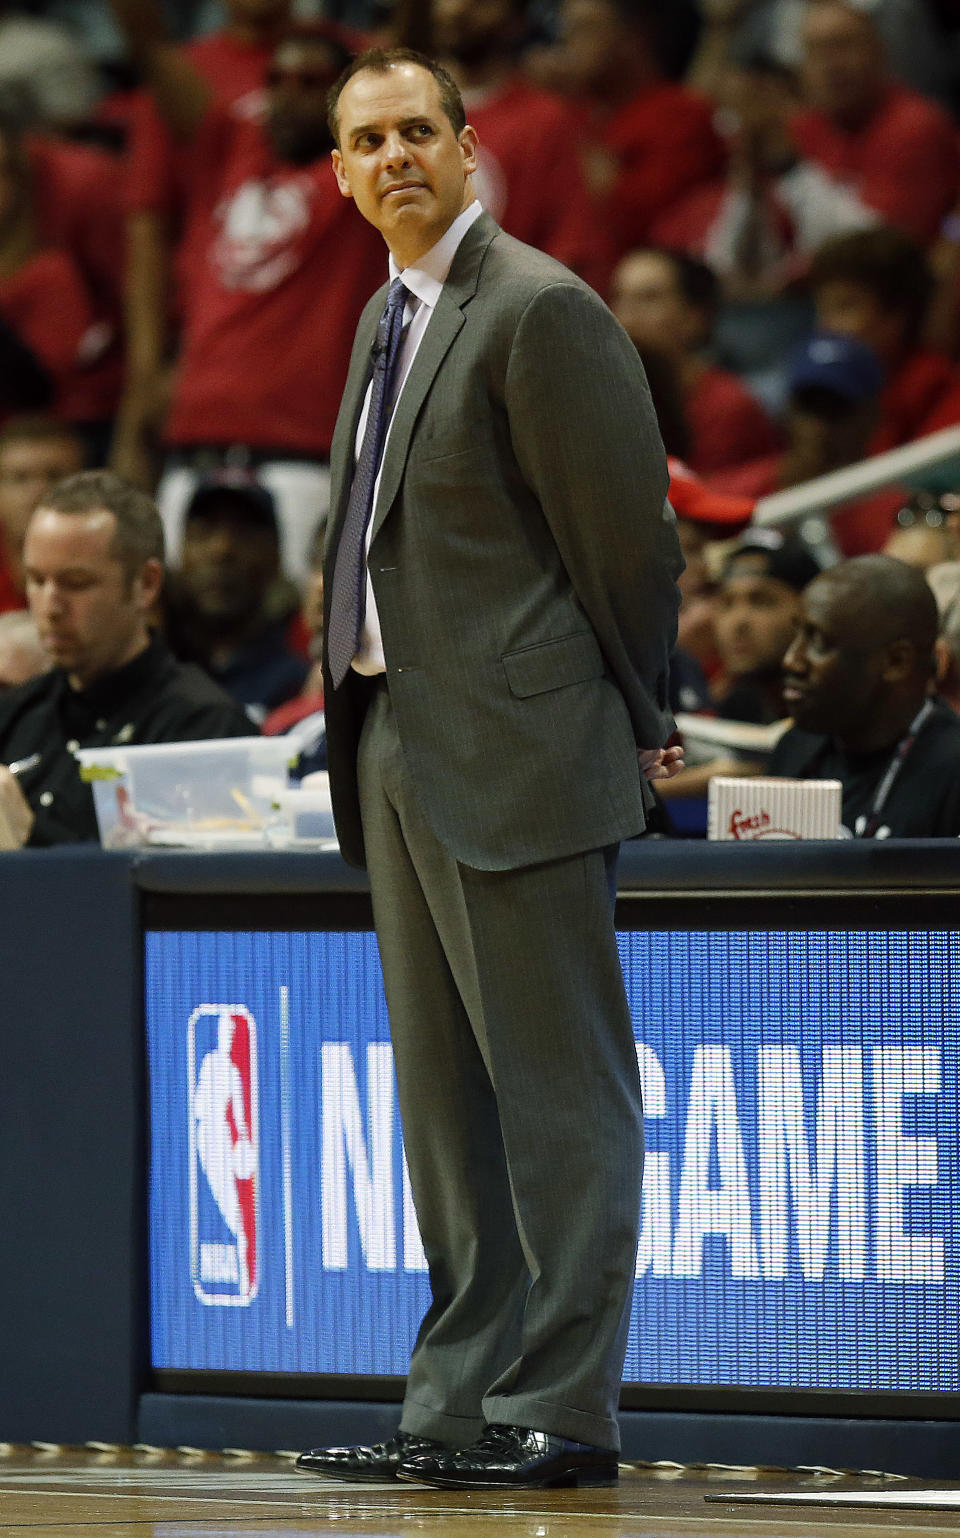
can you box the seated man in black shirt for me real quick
[770,553,960,838]
[0,469,252,847]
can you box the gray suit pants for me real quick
[357,679,644,1452]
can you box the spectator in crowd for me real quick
[166,472,308,723]
[653,50,877,299]
[10,102,127,462]
[770,552,960,836]
[0,7,101,133]
[810,227,960,452]
[712,527,821,722]
[530,0,726,263]
[431,0,608,286]
[108,1,386,582]
[0,469,252,847]
[114,0,296,489]
[0,104,110,434]
[710,331,909,555]
[927,559,960,712]
[689,0,960,115]
[790,1,960,247]
[0,609,46,689]
[0,416,86,612]
[610,246,781,475]
[263,522,325,735]
[882,519,954,572]
[658,521,818,809]
[665,455,755,681]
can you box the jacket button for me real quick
[40,791,54,807]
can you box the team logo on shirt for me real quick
[212,176,313,291]
[188,1004,260,1305]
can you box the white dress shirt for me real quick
[351,199,484,675]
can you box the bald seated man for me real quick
[769,553,960,838]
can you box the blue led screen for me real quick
[145,929,960,1391]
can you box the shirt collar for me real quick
[57,632,170,720]
[389,199,483,311]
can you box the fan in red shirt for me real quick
[609,246,780,475]
[651,51,879,299]
[431,0,609,290]
[790,1,960,247]
[116,0,296,486]
[0,107,116,445]
[709,332,909,556]
[108,4,386,582]
[529,0,726,264]
[809,227,960,453]
[18,133,126,457]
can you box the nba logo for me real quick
[188,1005,260,1305]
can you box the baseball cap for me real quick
[667,457,755,531]
[184,471,278,531]
[724,527,822,593]
[788,333,885,404]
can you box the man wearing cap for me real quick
[708,331,910,555]
[662,456,754,703]
[712,530,822,725]
[166,473,309,723]
[0,470,252,847]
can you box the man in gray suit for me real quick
[297,47,683,1491]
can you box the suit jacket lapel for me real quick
[370,210,499,541]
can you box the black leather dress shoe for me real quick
[396,1423,619,1489]
[296,1430,445,1482]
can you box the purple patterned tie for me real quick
[327,276,408,688]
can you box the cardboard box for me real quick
[708,776,842,841]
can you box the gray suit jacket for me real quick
[323,212,682,871]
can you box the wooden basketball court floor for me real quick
[2,1444,960,1538]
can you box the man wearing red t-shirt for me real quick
[791,1,960,247]
[0,111,115,443]
[21,133,126,454]
[108,3,386,581]
[432,0,609,289]
[532,0,725,263]
[610,246,780,475]
[115,0,294,486]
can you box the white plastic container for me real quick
[272,772,338,846]
[76,737,294,849]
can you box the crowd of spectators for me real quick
[3,0,960,842]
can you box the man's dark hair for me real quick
[662,248,719,323]
[39,470,164,578]
[275,20,354,73]
[809,228,934,348]
[0,414,85,461]
[327,47,466,145]
[602,0,672,66]
[821,553,939,667]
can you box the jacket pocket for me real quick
[501,631,605,699]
